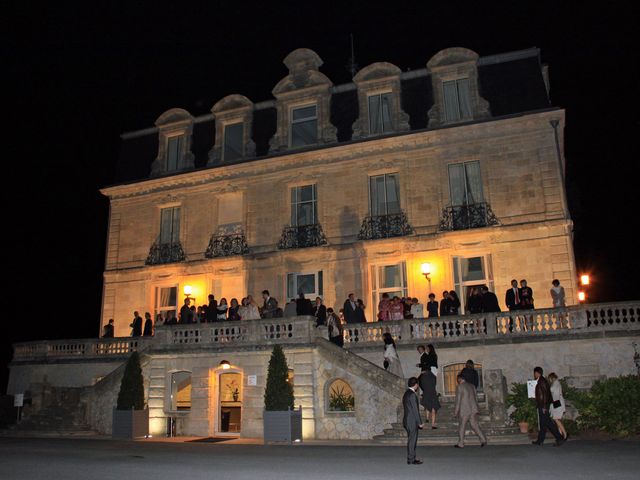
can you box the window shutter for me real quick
[456,78,472,119]
[443,81,459,122]
[171,208,181,244]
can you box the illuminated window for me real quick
[327,379,355,412]
[155,285,177,323]
[171,371,192,411]
[452,255,494,314]
[371,261,408,308]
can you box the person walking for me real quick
[548,372,568,439]
[460,359,479,389]
[418,369,441,429]
[383,332,404,377]
[403,377,424,465]
[531,366,566,446]
[454,373,487,448]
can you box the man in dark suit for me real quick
[103,319,115,338]
[416,345,429,372]
[206,294,218,323]
[296,292,314,316]
[460,360,479,389]
[403,377,424,465]
[532,366,565,446]
[261,290,279,318]
[129,311,143,337]
[480,285,501,312]
[505,279,521,311]
[179,298,192,324]
[343,293,358,324]
[355,299,367,323]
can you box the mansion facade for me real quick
[102,46,576,335]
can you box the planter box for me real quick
[263,406,302,444]
[112,408,149,439]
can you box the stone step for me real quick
[373,432,531,446]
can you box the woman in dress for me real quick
[389,296,404,321]
[217,297,228,321]
[550,279,566,307]
[228,298,240,321]
[448,291,461,315]
[243,295,261,320]
[377,293,391,321]
[425,344,438,377]
[548,372,567,439]
[382,332,404,377]
[418,369,441,429]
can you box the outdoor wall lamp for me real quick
[580,275,590,286]
[219,360,231,370]
[183,285,193,299]
[421,263,432,281]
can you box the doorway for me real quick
[217,371,242,436]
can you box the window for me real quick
[287,271,323,300]
[291,185,317,226]
[371,262,407,308]
[155,286,178,322]
[368,93,392,134]
[327,379,355,412]
[443,78,472,122]
[160,207,181,245]
[223,123,244,161]
[171,371,192,411]
[452,255,494,314]
[291,105,317,147]
[369,174,400,216]
[442,363,483,396]
[448,161,484,206]
[166,135,184,171]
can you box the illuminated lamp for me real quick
[219,360,231,370]
[580,275,590,286]
[183,285,193,297]
[577,291,586,303]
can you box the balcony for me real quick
[358,211,413,240]
[438,202,499,231]
[277,223,327,250]
[145,241,186,265]
[205,232,249,258]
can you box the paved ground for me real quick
[0,437,638,479]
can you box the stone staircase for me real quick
[2,387,99,437]
[373,394,529,445]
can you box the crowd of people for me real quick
[102,278,568,339]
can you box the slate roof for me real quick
[114,48,552,185]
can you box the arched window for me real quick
[327,379,355,412]
[442,363,483,396]
[171,371,192,411]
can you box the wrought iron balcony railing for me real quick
[438,202,499,231]
[357,211,414,240]
[205,232,250,258]
[145,242,186,265]
[277,223,328,250]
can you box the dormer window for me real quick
[368,92,392,134]
[426,48,490,128]
[223,122,244,161]
[351,62,409,140]
[166,135,184,172]
[291,105,318,147]
[150,108,195,177]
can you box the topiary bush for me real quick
[116,352,145,410]
[264,345,294,411]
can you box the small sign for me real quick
[14,394,24,407]
[527,380,537,399]
[247,375,257,386]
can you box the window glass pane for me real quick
[461,257,485,282]
[381,265,401,289]
[328,379,355,411]
[448,164,466,206]
[291,119,318,147]
[287,273,295,300]
[318,270,323,296]
[381,93,392,132]
[171,371,191,411]
[457,78,472,119]
[160,208,173,244]
[297,274,316,295]
[369,95,382,133]
[385,174,400,214]
[464,161,484,204]
[453,257,460,285]
[292,105,316,121]
[372,176,386,215]
[224,123,244,161]
[300,185,314,202]
[167,136,182,171]
[443,81,460,122]
[297,202,313,226]
[171,208,181,243]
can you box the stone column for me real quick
[483,369,508,424]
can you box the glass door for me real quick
[218,372,242,435]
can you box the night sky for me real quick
[4,2,638,393]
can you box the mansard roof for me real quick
[115,47,552,184]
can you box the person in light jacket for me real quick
[454,374,487,448]
[548,372,568,439]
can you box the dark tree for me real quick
[264,345,294,411]
[116,352,145,410]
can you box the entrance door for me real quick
[217,372,242,435]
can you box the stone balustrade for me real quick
[11,303,639,363]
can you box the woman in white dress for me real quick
[548,372,567,439]
[383,332,404,377]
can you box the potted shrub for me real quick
[506,382,537,433]
[112,351,149,439]
[263,345,302,443]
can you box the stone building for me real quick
[10,47,637,443]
